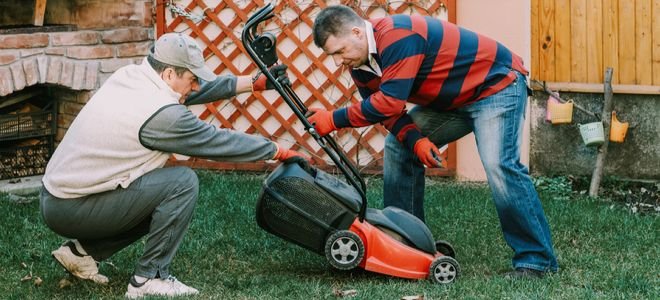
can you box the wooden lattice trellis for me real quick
[156,0,456,176]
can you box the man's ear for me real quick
[161,67,174,82]
[351,26,363,38]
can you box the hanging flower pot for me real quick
[545,95,560,122]
[579,122,605,146]
[548,99,573,124]
[609,111,629,143]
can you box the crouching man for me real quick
[41,32,306,298]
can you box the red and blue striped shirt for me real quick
[332,15,528,150]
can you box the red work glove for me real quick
[413,137,442,168]
[252,64,291,91]
[273,144,312,163]
[306,108,337,136]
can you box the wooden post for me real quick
[589,67,614,197]
[156,0,167,37]
[33,0,48,26]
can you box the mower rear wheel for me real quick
[429,256,460,284]
[435,240,456,258]
[325,230,364,270]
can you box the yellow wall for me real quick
[455,0,531,181]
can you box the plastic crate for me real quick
[0,138,52,179]
[0,109,56,141]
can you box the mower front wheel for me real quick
[325,230,364,270]
[429,256,460,284]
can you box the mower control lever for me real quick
[431,151,442,166]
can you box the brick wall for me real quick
[1,0,153,29]
[0,27,155,139]
[49,87,95,141]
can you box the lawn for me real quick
[1,171,657,299]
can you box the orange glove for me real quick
[306,108,337,136]
[252,64,290,91]
[273,144,312,163]
[413,137,442,168]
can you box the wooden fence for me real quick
[155,0,456,176]
[531,0,660,94]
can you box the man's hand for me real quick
[413,137,442,168]
[253,64,291,91]
[306,108,337,136]
[273,145,312,163]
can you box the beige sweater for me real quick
[43,59,181,198]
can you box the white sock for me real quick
[134,275,149,284]
[71,240,89,256]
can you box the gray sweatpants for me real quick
[40,166,199,279]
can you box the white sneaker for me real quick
[51,240,109,284]
[125,275,199,298]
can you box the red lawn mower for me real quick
[242,4,460,284]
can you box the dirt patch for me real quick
[569,176,659,214]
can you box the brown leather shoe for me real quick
[504,267,546,279]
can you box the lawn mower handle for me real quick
[241,4,369,222]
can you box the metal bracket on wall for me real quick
[167,0,208,24]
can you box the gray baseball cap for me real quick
[150,32,217,82]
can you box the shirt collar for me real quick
[140,57,183,101]
[365,20,377,56]
[355,20,382,76]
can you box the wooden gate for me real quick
[156,0,456,176]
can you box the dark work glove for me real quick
[253,64,291,91]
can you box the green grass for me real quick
[1,171,658,299]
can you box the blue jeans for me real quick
[384,72,558,272]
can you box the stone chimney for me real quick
[0,0,154,179]
[0,0,154,140]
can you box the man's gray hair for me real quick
[313,5,364,48]
[147,54,188,77]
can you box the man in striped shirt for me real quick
[309,5,557,278]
